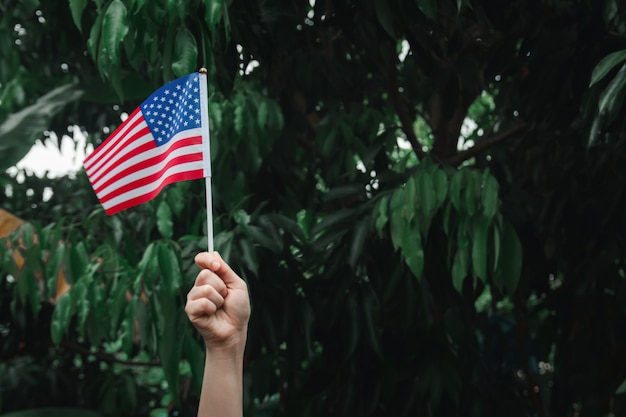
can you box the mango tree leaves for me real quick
[589,49,626,87]
[378,162,522,294]
[171,27,198,77]
[492,220,523,294]
[99,0,129,96]
[587,49,626,146]
[0,83,83,172]
[69,0,88,32]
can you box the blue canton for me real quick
[140,73,202,146]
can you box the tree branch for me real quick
[445,122,528,167]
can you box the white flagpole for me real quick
[198,68,214,252]
[205,178,214,252]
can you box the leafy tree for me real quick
[2,0,626,416]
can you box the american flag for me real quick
[84,72,211,215]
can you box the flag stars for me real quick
[142,74,203,145]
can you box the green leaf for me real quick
[416,171,436,215]
[87,12,104,60]
[234,99,245,136]
[184,332,205,395]
[72,281,89,335]
[456,0,470,13]
[159,311,183,405]
[69,0,88,32]
[492,218,501,271]
[51,293,72,346]
[246,225,281,252]
[598,62,626,116]
[257,99,269,127]
[46,243,65,298]
[481,173,499,220]
[0,84,83,172]
[108,278,129,332]
[157,243,182,295]
[374,196,389,236]
[402,226,424,280]
[136,243,157,290]
[171,27,198,77]
[450,170,464,211]
[374,0,396,38]
[589,49,626,87]
[348,217,370,269]
[311,208,358,236]
[389,191,405,250]
[416,0,438,20]
[452,244,468,293]
[471,218,489,282]
[432,168,448,207]
[166,184,185,217]
[66,242,89,285]
[204,0,225,30]
[464,172,477,216]
[616,377,626,394]
[239,238,258,276]
[157,201,173,239]
[494,221,522,294]
[101,0,129,67]
[121,296,137,356]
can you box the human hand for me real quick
[185,251,250,353]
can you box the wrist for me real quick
[204,331,247,361]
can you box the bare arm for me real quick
[185,251,250,417]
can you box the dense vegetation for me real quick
[2,0,626,416]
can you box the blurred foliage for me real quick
[2,0,626,416]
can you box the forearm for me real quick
[197,335,247,417]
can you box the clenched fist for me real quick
[185,251,250,352]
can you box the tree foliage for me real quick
[2,0,626,416]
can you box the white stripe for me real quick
[84,110,145,172]
[199,72,212,177]
[101,160,205,210]
[87,133,154,182]
[96,142,204,199]
[92,127,202,190]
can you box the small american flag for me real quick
[84,72,211,215]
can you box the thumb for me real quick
[195,251,245,289]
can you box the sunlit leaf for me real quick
[589,49,626,87]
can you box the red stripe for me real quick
[94,135,202,195]
[104,169,204,215]
[89,129,153,185]
[99,152,204,204]
[84,108,144,168]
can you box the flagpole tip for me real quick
[199,67,208,74]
